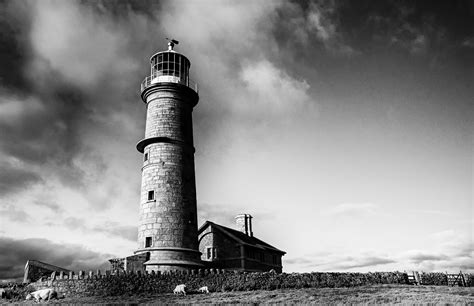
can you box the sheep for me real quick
[198,286,209,294]
[173,284,186,296]
[25,288,57,302]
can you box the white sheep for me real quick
[198,286,209,294]
[173,284,186,296]
[25,288,57,302]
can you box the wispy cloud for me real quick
[0,205,30,223]
[276,0,356,56]
[328,256,396,270]
[239,60,312,115]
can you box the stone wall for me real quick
[28,269,474,298]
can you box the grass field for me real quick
[15,284,474,304]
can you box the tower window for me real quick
[144,153,149,161]
[148,190,155,201]
[145,237,152,248]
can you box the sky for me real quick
[0,0,472,281]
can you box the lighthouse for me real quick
[135,39,203,272]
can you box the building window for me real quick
[144,153,149,161]
[272,254,277,265]
[260,252,265,262]
[148,190,154,201]
[145,237,152,248]
[206,247,217,260]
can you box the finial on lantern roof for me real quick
[166,38,179,51]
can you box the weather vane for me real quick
[166,38,179,51]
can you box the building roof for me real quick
[25,260,71,273]
[198,221,286,255]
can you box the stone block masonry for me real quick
[136,73,202,271]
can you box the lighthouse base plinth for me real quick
[135,247,203,272]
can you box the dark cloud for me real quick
[0,237,113,280]
[0,161,42,196]
[0,86,89,168]
[408,253,449,263]
[0,0,33,92]
[272,0,474,62]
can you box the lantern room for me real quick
[140,39,198,96]
[149,51,190,85]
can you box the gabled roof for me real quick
[25,260,71,273]
[198,221,286,255]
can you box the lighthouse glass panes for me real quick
[150,52,190,85]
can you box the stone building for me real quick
[23,260,70,283]
[198,214,286,273]
[131,40,285,273]
[134,40,203,272]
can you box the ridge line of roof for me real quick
[199,221,286,254]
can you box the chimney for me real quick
[235,214,253,237]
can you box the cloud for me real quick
[285,257,314,265]
[326,202,378,217]
[60,217,137,242]
[461,37,474,48]
[0,160,42,196]
[0,205,30,223]
[329,256,396,270]
[405,252,449,263]
[0,0,148,206]
[285,252,395,272]
[0,0,32,91]
[198,202,237,228]
[92,222,137,242]
[400,249,473,272]
[398,230,474,272]
[0,237,113,280]
[275,0,356,56]
[239,60,311,115]
[29,0,138,89]
[34,198,62,214]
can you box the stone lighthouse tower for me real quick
[135,39,203,272]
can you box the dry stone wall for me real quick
[28,270,473,298]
